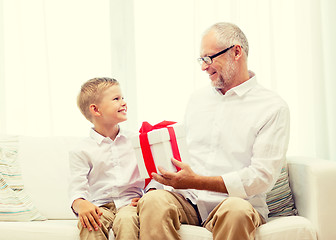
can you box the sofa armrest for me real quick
[287,156,336,240]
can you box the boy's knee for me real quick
[113,206,139,239]
[115,206,137,222]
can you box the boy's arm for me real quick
[69,149,101,231]
[72,198,103,232]
[68,150,91,212]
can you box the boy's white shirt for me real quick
[68,127,162,211]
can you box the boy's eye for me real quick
[113,97,124,101]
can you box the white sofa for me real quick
[1,136,336,240]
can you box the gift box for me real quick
[131,121,190,179]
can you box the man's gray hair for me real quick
[204,22,249,57]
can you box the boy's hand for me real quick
[73,199,103,232]
[130,197,141,207]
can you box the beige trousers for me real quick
[78,202,139,240]
[138,190,265,240]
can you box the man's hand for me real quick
[72,199,103,232]
[152,158,198,189]
[153,158,228,193]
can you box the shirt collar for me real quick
[215,70,257,97]
[89,126,126,144]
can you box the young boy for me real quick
[69,77,160,240]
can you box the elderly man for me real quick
[137,22,290,240]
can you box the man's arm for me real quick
[152,158,228,193]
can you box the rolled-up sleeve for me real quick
[222,171,248,198]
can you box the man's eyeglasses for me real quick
[197,45,235,66]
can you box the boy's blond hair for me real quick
[77,77,119,122]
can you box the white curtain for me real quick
[0,0,136,136]
[1,0,335,161]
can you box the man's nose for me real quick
[201,62,209,71]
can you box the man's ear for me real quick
[89,104,101,117]
[234,45,243,60]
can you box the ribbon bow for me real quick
[139,121,182,187]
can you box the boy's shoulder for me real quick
[70,127,137,152]
[69,135,95,154]
[119,127,138,139]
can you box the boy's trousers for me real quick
[138,189,265,240]
[78,202,139,240]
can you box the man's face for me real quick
[200,31,237,90]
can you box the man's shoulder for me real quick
[254,85,288,109]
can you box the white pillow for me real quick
[19,136,81,220]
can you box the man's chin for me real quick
[211,79,224,89]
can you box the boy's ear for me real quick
[89,104,101,117]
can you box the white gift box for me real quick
[131,124,190,179]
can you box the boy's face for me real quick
[95,85,127,125]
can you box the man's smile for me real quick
[209,71,218,80]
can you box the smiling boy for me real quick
[69,77,159,240]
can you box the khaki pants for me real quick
[78,202,139,240]
[138,190,265,240]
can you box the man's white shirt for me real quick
[181,71,290,221]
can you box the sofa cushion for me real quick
[266,164,298,217]
[177,216,317,240]
[255,216,317,240]
[0,217,316,240]
[0,135,46,221]
[0,219,79,240]
[19,136,82,220]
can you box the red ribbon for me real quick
[139,121,182,186]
